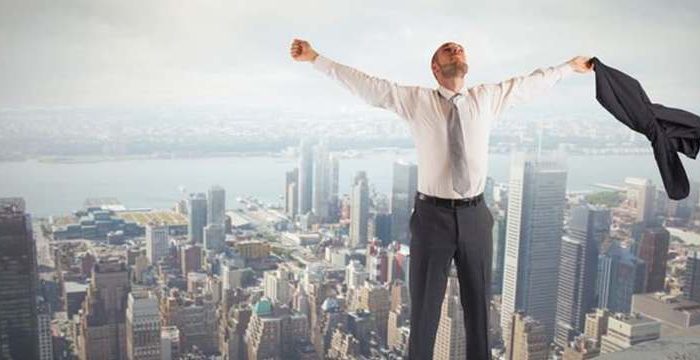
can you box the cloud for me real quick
[0,0,698,110]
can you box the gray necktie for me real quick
[446,93,469,196]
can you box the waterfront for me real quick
[2,150,700,217]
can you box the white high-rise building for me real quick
[624,177,655,224]
[126,291,161,360]
[313,139,332,222]
[263,266,292,305]
[391,160,417,246]
[350,171,370,248]
[346,259,368,290]
[298,138,314,215]
[501,151,567,345]
[207,185,226,226]
[146,222,169,265]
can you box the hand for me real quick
[568,56,594,73]
[290,38,319,62]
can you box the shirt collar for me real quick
[437,84,464,101]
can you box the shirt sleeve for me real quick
[311,54,418,122]
[481,61,575,119]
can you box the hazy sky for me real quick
[1,0,699,113]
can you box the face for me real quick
[432,42,468,80]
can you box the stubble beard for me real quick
[440,60,468,78]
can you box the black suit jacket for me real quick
[591,57,700,200]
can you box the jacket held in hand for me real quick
[591,57,700,200]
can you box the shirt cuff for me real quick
[556,60,575,78]
[312,54,334,73]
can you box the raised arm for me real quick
[481,56,592,119]
[290,38,418,122]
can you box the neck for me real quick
[440,77,464,92]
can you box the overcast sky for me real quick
[1,0,698,114]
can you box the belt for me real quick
[416,191,483,208]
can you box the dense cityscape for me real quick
[2,137,700,359]
[2,0,700,358]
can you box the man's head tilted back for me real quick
[431,42,469,84]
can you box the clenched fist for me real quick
[290,38,319,62]
[568,56,595,73]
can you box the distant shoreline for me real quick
[0,146,653,164]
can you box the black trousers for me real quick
[407,191,494,360]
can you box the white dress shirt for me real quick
[312,54,575,199]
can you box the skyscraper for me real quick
[684,251,700,302]
[501,151,567,345]
[145,222,169,265]
[298,138,314,216]
[313,139,332,222]
[285,167,299,219]
[390,161,417,246]
[433,274,466,359]
[205,187,226,252]
[77,258,131,360]
[624,177,656,224]
[187,192,208,244]
[596,242,646,313]
[207,185,226,226]
[506,311,548,360]
[204,223,226,252]
[492,209,506,295]
[126,291,161,360]
[349,171,370,248]
[635,226,669,293]
[0,198,40,360]
[554,204,611,348]
[330,154,340,222]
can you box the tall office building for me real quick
[126,291,161,360]
[390,161,417,246]
[145,222,169,265]
[635,226,669,293]
[77,259,131,360]
[505,311,548,360]
[484,176,495,207]
[554,204,611,348]
[0,198,40,360]
[349,171,370,248]
[298,138,314,216]
[37,298,53,360]
[596,242,646,313]
[207,185,226,226]
[433,274,466,359]
[492,209,507,295]
[330,154,340,222]
[501,151,567,344]
[584,308,611,346]
[684,251,700,302]
[204,223,226,252]
[181,244,202,276]
[263,266,292,305]
[187,192,208,244]
[624,177,656,224]
[313,139,333,222]
[286,168,299,219]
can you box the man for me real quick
[290,38,593,359]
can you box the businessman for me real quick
[290,38,593,359]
